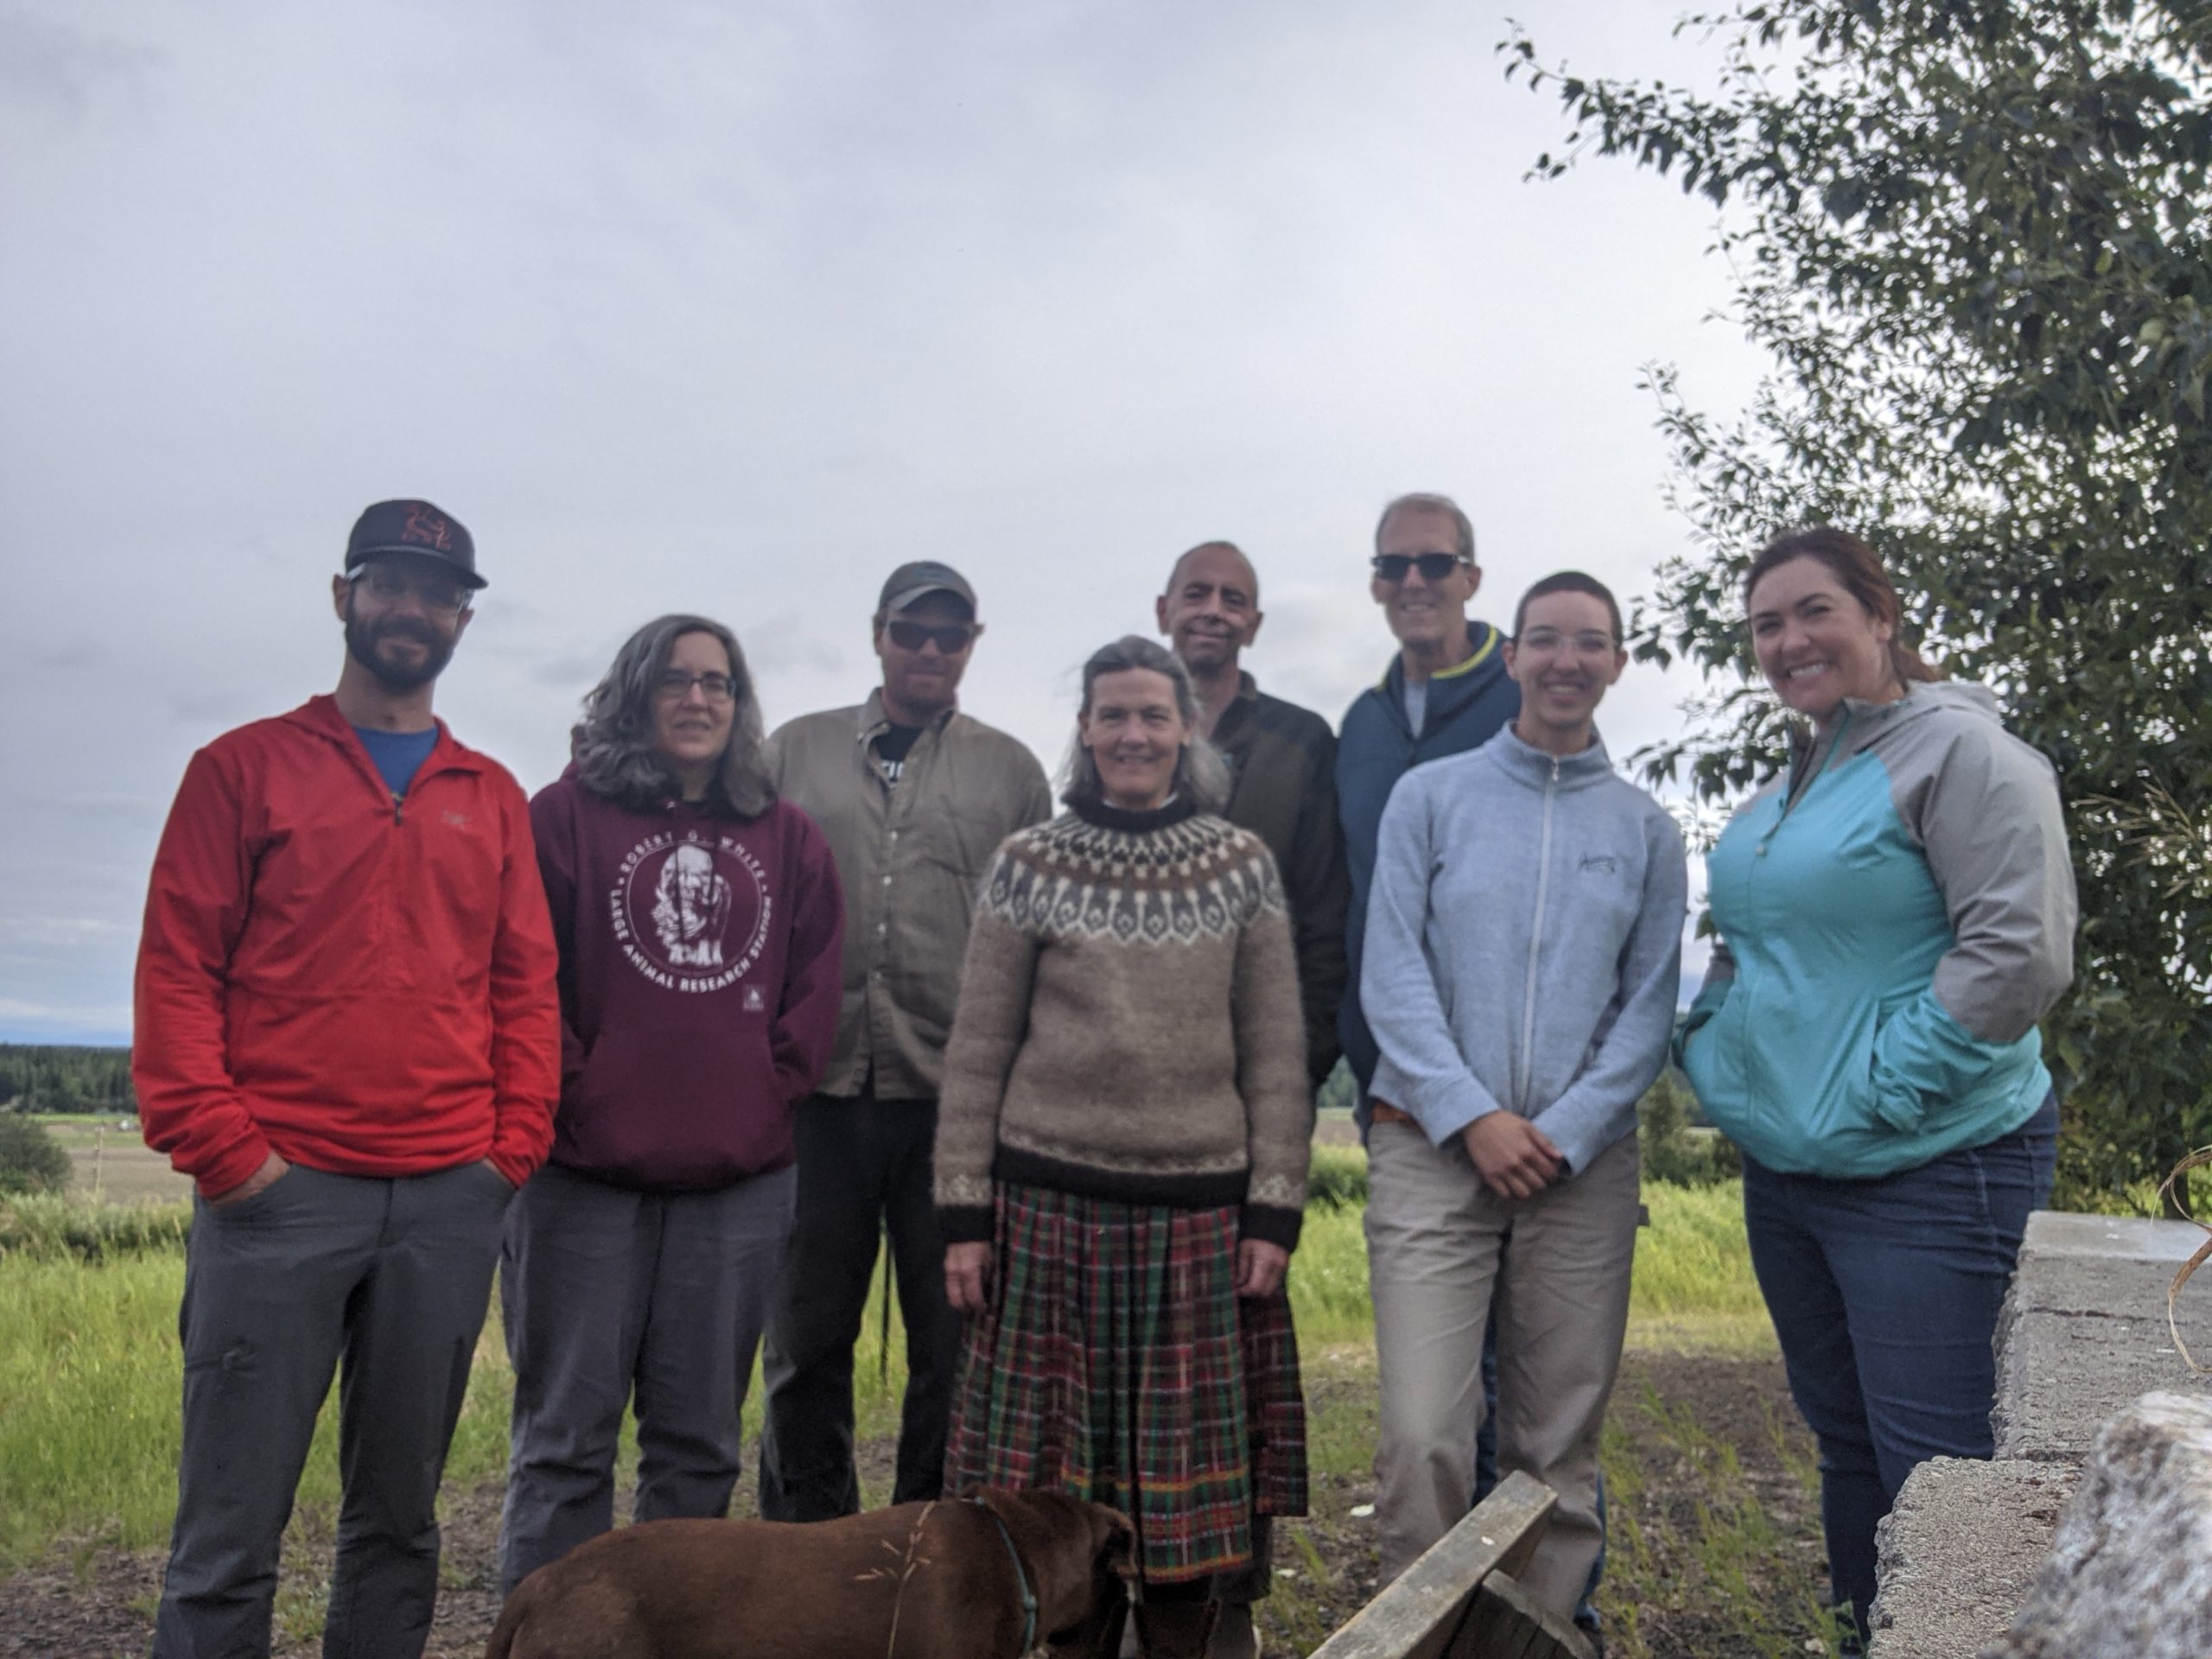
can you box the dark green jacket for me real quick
[1211,673,1349,1088]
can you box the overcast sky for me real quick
[0,1,1767,1046]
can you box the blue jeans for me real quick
[1743,1096,2056,1643]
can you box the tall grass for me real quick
[0,1192,191,1260]
[0,1159,1777,1574]
[1285,1203,1372,1350]
[0,1251,195,1561]
[0,1220,942,1571]
[1630,1182,1776,1354]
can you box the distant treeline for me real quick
[0,1044,135,1115]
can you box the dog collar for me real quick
[966,1497,1039,1655]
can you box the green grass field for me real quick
[29,1116,193,1206]
[0,1170,1774,1573]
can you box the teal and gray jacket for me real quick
[1679,680,2075,1179]
[1361,727,1688,1177]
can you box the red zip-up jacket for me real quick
[133,695,562,1196]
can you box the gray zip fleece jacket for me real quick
[1362,727,1688,1177]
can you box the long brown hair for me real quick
[572,613,776,817]
[1745,527,1944,687]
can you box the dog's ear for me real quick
[1090,1505,1139,1583]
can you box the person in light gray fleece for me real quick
[1360,572,1687,1622]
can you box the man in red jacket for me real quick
[132,499,562,1659]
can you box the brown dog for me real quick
[483,1488,1137,1659]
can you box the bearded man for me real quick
[132,499,562,1658]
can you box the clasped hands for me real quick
[1457,1108,1564,1198]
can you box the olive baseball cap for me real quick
[876,560,976,618]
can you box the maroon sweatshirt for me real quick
[530,772,844,1191]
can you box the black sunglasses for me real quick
[1371,552,1472,584]
[886,620,978,652]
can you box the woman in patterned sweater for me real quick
[936,634,1313,1659]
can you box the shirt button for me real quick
[882,874,893,886]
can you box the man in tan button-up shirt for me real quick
[757,560,1052,1521]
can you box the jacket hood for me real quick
[1792,679,2003,772]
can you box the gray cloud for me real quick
[0,10,161,130]
[0,0,1763,1038]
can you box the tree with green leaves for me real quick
[0,1113,73,1196]
[1504,1,2212,1208]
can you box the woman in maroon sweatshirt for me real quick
[498,613,844,1594]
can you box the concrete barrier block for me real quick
[1866,1459,2074,1659]
[1981,1391,2212,1659]
[1990,1213,2212,1462]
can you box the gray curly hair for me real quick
[1059,634,1231,814]
[572,614,775,817]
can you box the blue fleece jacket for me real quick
[1360,727,1688,1177]
[1336,627,1520,1091]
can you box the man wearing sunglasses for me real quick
[1336,493,1520,1104]
[132,500,561,1656]
[757,561,1052,1523]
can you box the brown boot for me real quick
[1135,1601,1218,1659]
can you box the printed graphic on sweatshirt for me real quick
[610,830,773,992]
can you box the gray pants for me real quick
[153,1160,513,1659]
[497,1160,796,1593]
[1366,1126,1639,1618]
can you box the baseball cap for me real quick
[345,499,486,589]
[877,561,976,618]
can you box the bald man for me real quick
[1157,539,1347,1659]
[1158,540,1347,1091]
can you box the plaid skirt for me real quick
[944,1182,1308,1585]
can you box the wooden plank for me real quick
[1308,1472,1557,1659]
[1451,1570,1595,1659]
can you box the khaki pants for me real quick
[1365,1123,1638,1618]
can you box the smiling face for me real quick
[1155,543,1262,675]
[1371,505,1478,653]
[1503,589,1625,748]
[334,552,473,691]
[1746,555,1899,729]
[651,629,738,796]
[1077,666,1191,811]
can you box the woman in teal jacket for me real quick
[1678,527,2075,1648]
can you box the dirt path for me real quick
[0,1351,1823,1658]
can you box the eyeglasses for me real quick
[1370,552,1472,584]
[1516,628,1619,657]
[885,620,978,653]
[654,671,738,703]
[352,565,471,615]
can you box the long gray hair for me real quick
[1059,634,1231,814]
[572,613,775,817]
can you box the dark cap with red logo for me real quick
[344,499,486,589]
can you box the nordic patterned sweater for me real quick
[933,795,1314,1251]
